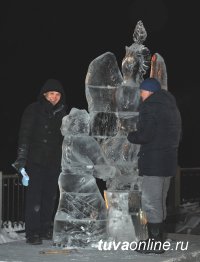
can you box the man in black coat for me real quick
[12,79,67,245]
[127,78,182,254]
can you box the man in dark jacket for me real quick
[127,78,182,254]
[12,79,67,245]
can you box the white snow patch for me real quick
[0,221,25,244]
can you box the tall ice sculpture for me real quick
[53,20,168,247]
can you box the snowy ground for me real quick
[1,202,200,261]
[0,221,25,244]
[0,233,200,262]
[174,202,200,234]
[1,224,200,262]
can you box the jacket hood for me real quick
[38,78,66,105]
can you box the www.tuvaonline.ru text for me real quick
[97,239,189,251]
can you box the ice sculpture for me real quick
[105,190,148,242]
[85,20,151,191]
[53,108,120,247]
[85,20,167,243]
[150,52,168,90]
[53,20,168,247]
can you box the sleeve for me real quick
[18,104,36,147]
[12,104,36,171]
[127,104,156,144]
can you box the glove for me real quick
[20,168,29,186]
[12,144,28,172]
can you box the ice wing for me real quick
[150,52,168,90]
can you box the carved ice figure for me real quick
[53,20,169,247]
[53,108,119,247]
[116,20,151,112]
[85,20,168,242]
[150,52,168,90]
[85,20,151,191]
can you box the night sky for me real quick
[0,0,200,173]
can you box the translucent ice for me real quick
[53,108,120,247]
[54,20,168,247]
[83,20,159,243]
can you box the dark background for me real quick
[0,0,199,173]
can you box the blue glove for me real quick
[20,168,29,186]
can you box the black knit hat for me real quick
[140,78,161,92]
[38,78,66,104]
[41,79,64,94]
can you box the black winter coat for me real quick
[18,91,66,169]
[127,89,182,177]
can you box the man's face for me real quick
[44,91,61,105]
[140,90,153,101]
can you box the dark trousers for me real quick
[25,163,60,237]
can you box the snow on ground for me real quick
[0,234,200,262]
[0,221,25,244]
[1,202,200,261]
[174,202,200,234]
[1,224,200,261]
[1,202,199,244]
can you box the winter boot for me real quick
[26,234,42,245]
[136,222,165,254]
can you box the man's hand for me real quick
[12,158,26,173]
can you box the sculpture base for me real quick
[53,218,107,248]
[104,190,148,242]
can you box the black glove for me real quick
[12,145,28,172]
[12,158,26,173]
